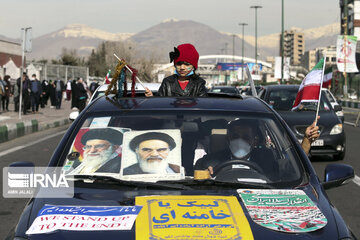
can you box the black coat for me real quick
[158,74,207,97]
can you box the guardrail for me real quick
[338,99,360,127]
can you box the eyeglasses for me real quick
[82,144,109,150]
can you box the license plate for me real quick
[298,139,324,146]
[311,139,324,146]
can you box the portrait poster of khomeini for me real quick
[120,129,184,181]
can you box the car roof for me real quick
[96,83,161,92]
[97,84,109,91]
[211,86,237,89]
[262,84,299,91]
[88,96,273,114]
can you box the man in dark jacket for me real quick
[76,78,88,112]
[22,73,31,115]
[30,74,42,113]
[145,43,207,97]
[55,79,65,109]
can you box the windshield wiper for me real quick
[175,179,274,189]
[71,175,188,190]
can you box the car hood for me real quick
[277,111,340,135]
[16,183,342,240]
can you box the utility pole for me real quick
[233,34,235,82]
[281,0,284,84]
[19,27,32,119]
[343,0,348,98]
[250,5,262,71]
[239,23,248,82]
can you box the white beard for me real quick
[138,156,169,174]
[80,147,114,173]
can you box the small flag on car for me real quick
[105,69,111,84]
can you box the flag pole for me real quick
[113,53,146,89]
[315,55,327,125]
[245,64,258,97]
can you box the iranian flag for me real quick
[105,69,111,84]
[322,67,332,88]
[292,58,325,110]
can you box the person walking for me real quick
[76,77,88,112]
[66,79,72,101]
[14,75,21,112]
[22,74,31,115]
[30,74,42,113]
[40,79,49,108]
[71,79,78,110]
[0,77,4,113]
[2,75,11,111]
[49,80,56,108]
[55,79,65,109]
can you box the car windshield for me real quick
[62,111,304,187]
[323,89,336,104]
[93,90,106,100]
[268,89,331,111]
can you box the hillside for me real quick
[0,21,340,61]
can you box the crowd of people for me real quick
[0,73,100,115]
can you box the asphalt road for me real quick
[0,125,70,238]
[0,123,359,238]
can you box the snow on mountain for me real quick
[49,24,133,41]
[10,21,339,60]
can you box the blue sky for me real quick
[1,0,340,38]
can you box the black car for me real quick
[209,86,240,95]
[8,94,355,239]
[258,85,346,160]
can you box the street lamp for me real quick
[281,0,284,84]
[239,23,248,81]
[232,34,235,81]
[19,27,32,119]
[250,5,262,72]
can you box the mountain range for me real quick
[1,20,340,62]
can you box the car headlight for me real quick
[330,124,343,135]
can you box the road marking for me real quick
[344,121,357,126]
[353,175,360,187]
[0,116,10,121]
[0,130,66,157]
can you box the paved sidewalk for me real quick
[0,100,73,143]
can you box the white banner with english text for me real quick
[26,205,142,235]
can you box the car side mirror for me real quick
[69,111,79,121]
[333,105,342,112]
[322,164,354,190]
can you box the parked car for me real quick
[239,85,262,96]
[322,88,344,122]
[348,88,358,100]
[208,86,240,95]
[258,85,346,160]
[9,93,355,239]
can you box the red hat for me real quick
[171,43,199,69]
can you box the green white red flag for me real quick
[105,69,111,84]
[292,58,325,111]
[322,67,332,88]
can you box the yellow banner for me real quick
[135,195,253,240]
